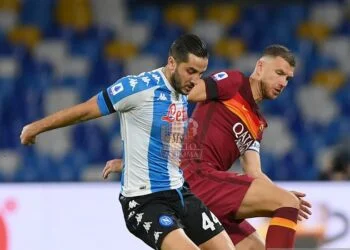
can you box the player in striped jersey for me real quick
[20,34,235,250]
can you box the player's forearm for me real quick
[31,106,86,134]
[188,79,207,102]
[29,97,102,135]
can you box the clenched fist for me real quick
[20,124,38,145]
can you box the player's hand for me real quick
[102,159,123,179]
[290,191,312,221]
[20,124,38,146]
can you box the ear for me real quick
[167,56,177,73]
[256,59,263,76]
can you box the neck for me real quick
[162,66,172,83]
[249,73,263,104]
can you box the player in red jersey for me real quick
[103,45,312,249]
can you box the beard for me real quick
[261,80,275,100]
[170,70,186,95]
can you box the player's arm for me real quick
[241,150,313,220]
[188,70,243,102]
[187,79,207,102]
[240,150,273,183]
[21,75,144,146]
[20,96,102,145]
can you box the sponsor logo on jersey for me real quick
[162,104,188,123]
[232,122,254,155]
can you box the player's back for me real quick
[99,68,188,197]
[181,70,267,172]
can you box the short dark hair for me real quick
[169,34,209,63]
[263,44,296,67]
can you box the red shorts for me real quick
[184,164,256,244]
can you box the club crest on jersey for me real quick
[162,103,188,123]
[159,215,174,227]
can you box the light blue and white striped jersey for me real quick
[97,68,188,197]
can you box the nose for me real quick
[190,74,201,85]
[280,79,288,88]
[192,73,202,81]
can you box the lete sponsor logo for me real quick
[161,104,188,123]
[0,198,17,250]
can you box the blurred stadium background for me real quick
[0,0,349,183]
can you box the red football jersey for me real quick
[181,70,267,171]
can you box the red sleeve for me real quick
[204,70,244,101]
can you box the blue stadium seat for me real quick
[260,151,279,179]
[263,22,298,49]
[57,149,88,181]
[334,82,350,116]
[69,38,102,61]
[261,88,296,116]
[36,155,60,181]
[242,5,271,26]
[130,5,163,27]
[228,21,261,51]
[15,148,40,182]
[206,56,230,74]
[151,23,185,45]
[72,123,111,164]
[337,20,350,35]
[83,58,124,101]
[0,77,16,100]
[324,116,350,145]
[142,38,173,61]
[273,5,307,27]
[14,165,40,182]
[0,36,14,55]
[105,59,124,83]
[20,0,55,31]
[56,76,89,92]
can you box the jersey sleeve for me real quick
[97,74,154,115]
[204,70,244,101]
[247,122,267,153]
[247,140,261,153]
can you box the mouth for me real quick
[184,83,194,93]
[274,88,282,95]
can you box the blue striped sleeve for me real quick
[97,91,115,116]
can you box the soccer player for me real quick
[20,34,235,250]
[103,45,312,250]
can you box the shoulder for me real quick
[122,69,162,90]
[109,69,162,97]
[210,70,244,82]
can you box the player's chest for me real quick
[153,90,188,123]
